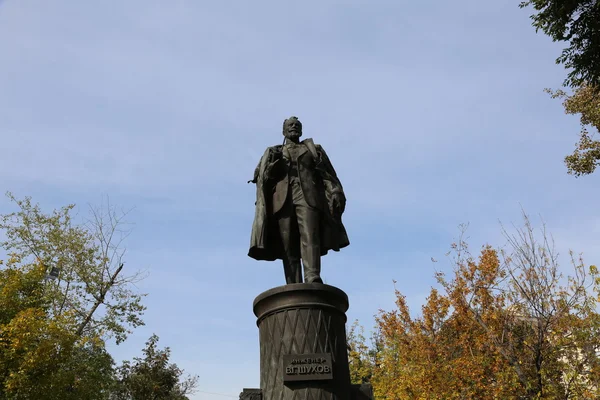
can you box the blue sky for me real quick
[1,1,599,399]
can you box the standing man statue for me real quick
[248,116,349,284]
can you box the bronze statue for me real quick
[248,116,349,284]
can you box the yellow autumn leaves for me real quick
[349,215,600,399]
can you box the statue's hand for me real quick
[264,160,280,179]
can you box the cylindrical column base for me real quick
[253,283,351,400]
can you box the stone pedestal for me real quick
[253,283,352,400]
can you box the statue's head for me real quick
[282,116,302,141]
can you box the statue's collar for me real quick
[283,138,312,146]
[284,139,301,146]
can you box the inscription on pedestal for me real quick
[282,353,333,382]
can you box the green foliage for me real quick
[0,260,115,400]
[347,320,377,385]
[0,256,47,323]
[0,193,146,343]
[546,85,600,175]
[520,0,600,88]
[110,335,198,400]
[520,1,600,175]
[0,194,149,399]
[0,194,198,400]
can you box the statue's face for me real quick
[283,118,302,140]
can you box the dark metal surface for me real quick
[253,283,349,323]
[239,388,262,400]
[282,353,333,382]
[248,117,349,284]
[351,384,374,399]
[254,283,351,399]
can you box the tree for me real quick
[546,85,600,176]
[110,334,198,400]
[0,194,146,399]
[520,0,600,88]
[352,215,600,399]
[520,1,600,176]
[0,193,146,344]
[347,320,378,386]
[0,257,115,400]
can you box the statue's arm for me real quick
[248,148,271,184]
[249,147,282,184]
[248,161,261,184]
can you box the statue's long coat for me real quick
[248,139,349,261]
